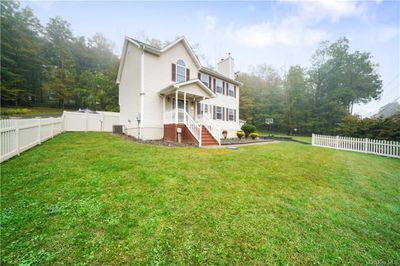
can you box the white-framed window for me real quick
[228,108,234,121]
[172,98,189,112]
[200,73,209,87]
[216,106,222,120]
[204,104,209,114]
[228,84,235,97]
[176,59,186,83]
[197,103,210,115]
[216,79,223,94]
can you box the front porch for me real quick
[159,79,220,146]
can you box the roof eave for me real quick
[199,67,242,86]
[159,79,216,98]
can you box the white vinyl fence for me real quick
[63,111,119,132]
[0,111,120,163]
[312,134,400,158]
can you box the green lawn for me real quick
[0,106,68,117]
[1,133,399,265]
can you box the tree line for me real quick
[237,38,400,140]
[1,0,119,111]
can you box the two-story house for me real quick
[116,36,242,146]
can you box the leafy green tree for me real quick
[336,114,400,141]
[283,66,312,134]
[43,17,76,108]
[1,0,44,105]
[308,38,382,134]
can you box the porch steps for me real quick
[201,126,219,146]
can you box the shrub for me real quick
[236,131,244,140]
[222,130,228,139]
[241,123,256,138]
[1,108,29,116]
[250,132,258,140]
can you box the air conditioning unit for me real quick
[112,125,123,134]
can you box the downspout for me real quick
[139,45,145,139]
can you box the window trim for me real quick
[215,79,223,94]
[200,73,209,87]
[228,108,235,121]
[176,59,186,83]
[172,98,189,112]
[215,106,223,120]
[228,84,235,97]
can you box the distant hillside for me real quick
[374,100,400,118]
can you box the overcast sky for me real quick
[22,0,400,117]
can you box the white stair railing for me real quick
[183,111,202,146]
[202,115,221,145]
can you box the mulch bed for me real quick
[221,138,275,145]
[114,133,197,147]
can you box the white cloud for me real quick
[196,11,218,33]
[225,0,370,48]
[204,15,218,32]
[227,19,329,47]
[296,0,367,23]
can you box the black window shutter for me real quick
[213,78,216,92]
[234,85,236,98]
[186,68,190,81]
[198,72,201,79]
[213,106,216,119]
[234,109,236,121]
[172,63,176,82]
[209,76,212,89]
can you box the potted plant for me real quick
[222,130,228,139]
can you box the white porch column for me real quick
[183,92,187,114]
[194,98,197,120]
[175,90,178,124]
[202,96,206,122]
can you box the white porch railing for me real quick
[164,109,222,146]
[164,109,185,124]
[183,111,202,146]
[202,115,221,145]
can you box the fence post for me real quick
[336,135,339,149]
[364,138,368,153]
[15,119,20,156]
[312,134,314,146]
[38,118,42,144]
